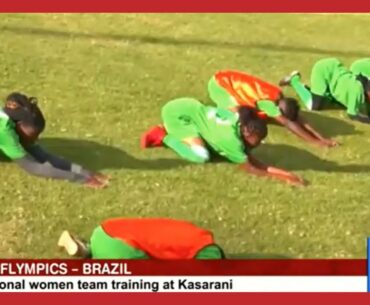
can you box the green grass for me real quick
[0,13,370,259]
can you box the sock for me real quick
[290,75,314,110]
[163,135,209,164]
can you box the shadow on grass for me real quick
[255,143,370,173]
[227,253,291,259]
[269,111,360,138]
[38,137,188,171]
[302,112,361,138]
[2,25,370,58]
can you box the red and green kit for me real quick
[208,70,283,119]
[90,218,224,259]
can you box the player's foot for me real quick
[141,125,167,149]
[279,71,301,87]
[58,231,90,258]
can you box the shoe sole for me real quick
[58,231,79,256]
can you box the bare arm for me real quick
[240,155,305,186]
[297,116,338,147]
[273,115,329,147]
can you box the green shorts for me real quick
[310,58,342,99]
[161,97,203,140]
[195,244,225,259]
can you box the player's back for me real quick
[193,106,247,164]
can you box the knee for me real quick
[191,145,210,163]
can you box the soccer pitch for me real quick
[0,13,369,258]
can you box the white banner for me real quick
[0,276,366,292]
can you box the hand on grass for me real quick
[285,175,307,187]
[84,175,109,189]
[92,172,111,184]
[322,138,340,148]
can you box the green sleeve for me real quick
[346,86,365,116]
[226,152,247,164]
[256,100,282,117]
[0,125,27,160]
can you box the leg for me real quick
[90,226,149,259]
[208,76,238,109]
[280,58,338,110]
[163,135,210,164]
[195,244,225,259]
[279,71,315,110]
[161,98,210,163]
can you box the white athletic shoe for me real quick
[58,230,90,257]
[279,71,301,87]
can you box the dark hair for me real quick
[238,106,259,124]
[238,106,268,140]
[245,118,268,140]
[4,92,45,133]
[278,97,300,121]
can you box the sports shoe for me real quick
[279,71,301,86]
[58,231,90,258]
[140,125,167,149]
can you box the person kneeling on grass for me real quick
[279,57,370,124]
[208,70,336,148]
[58,218,225,259]
[141,97,304,186]
[0,92,109,189]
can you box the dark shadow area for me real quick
[38,137,188,171]
[301,111,360,138]
[0,155,10,162]
[228,253,291,259]
[255,143,370,173]
[268,111,360,138]
[2,25,370,58]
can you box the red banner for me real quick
[0,259,366,276]
[0,0,369,12]
[1,292,370,305]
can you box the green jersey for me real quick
[0,110,27,160]
[192,106,248,164]
[161,98,248,164]
[311,58,368,116]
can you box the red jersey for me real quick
[102,218,215,259]
[214,70,282,119]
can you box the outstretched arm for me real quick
[240,154,305,186]
[26,144,92,176]
[297,116,338,147]
[15,155,88,182]
[273,115,330,147]
[24,144,110,187]
[0,128,108,188]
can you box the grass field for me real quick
[1,13,370,258]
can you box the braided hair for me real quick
[3,92,45,134]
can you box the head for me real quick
[238,106,268,148]
[278,97,300,121]
[3,92,45,146]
